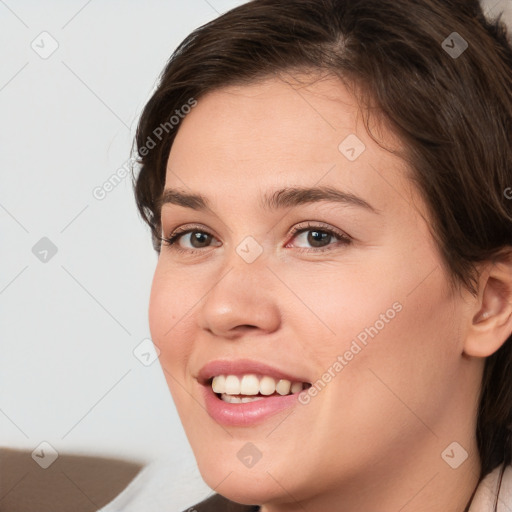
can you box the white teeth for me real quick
[224,375,241,394]
[240,374,260,395]
[220,394,266,403]
[290,381,303,394]
[211,374,307,398]
[212,375,225,393]
[241,396,265,403]
[260,376,276,395]
[275,379,291,395]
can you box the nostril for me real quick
[237,325,258,332]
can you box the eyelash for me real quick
[160,222,352,255]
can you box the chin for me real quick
[196,458,293,506]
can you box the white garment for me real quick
[98,461,512,512]
[97,455,211,512]
[469,465,512,512]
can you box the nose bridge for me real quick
[198,237,282,336]
[212,234,270,305]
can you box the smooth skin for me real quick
[148,74,512,512]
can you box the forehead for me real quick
[164,75,424,221]
[171,75,362,162]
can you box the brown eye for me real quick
[288,223,352,252]
[161,226,220,253]
[188,231,214,248]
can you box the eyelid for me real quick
[290,221,349,239]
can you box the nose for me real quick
[197,248,282,339]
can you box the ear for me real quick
[464,249,512,358]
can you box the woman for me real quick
[107,0,512,510]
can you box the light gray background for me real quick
[0,0,247,472]
[0,0,510,506]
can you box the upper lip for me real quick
[197,359,311,385]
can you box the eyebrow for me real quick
[158,185,380,214]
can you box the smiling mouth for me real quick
[208,374,312,403]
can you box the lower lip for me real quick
[201,383,304,427]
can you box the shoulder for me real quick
[185,493,259,512]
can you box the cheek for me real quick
[148,266,203,426]
[276,257,404,367]
[298,244,460,430]
[316,266,460,443]
[148,262,195,381]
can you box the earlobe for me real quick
[463,252,512,358]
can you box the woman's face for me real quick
[149,75,479,508]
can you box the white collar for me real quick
[469,464,512,511]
